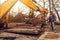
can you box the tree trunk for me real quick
[52,0,60,20]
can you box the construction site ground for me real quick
[0,23,60,40]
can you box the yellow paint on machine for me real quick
[20,0,38,11]
[0,0,38,19]
[0,0,17,19]
[5,14,8,23]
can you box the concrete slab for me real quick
[37,32,60,40]
[4,28,40,34]
[0,32,38,40]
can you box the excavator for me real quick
[0,0,48,31]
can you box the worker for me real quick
[49,11,56,32]
[40,12,47,31]
[41,15,46,30]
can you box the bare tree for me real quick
[52,0,60,20]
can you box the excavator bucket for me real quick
[0,0,17,19]
[20,0,38,11]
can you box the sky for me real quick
[0,0,7,5]
[9,0,42,17]
[10,0,31,17]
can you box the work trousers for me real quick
[50,22,56,32]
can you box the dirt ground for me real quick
[38,25,60,40]
[0,24,60,40]
[0,31,40,40]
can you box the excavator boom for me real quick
[0,0,39,19]
[0,0,48,24]
[0,0,17,19]
[20,0,38,11]
[0,0,48,32]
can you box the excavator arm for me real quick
[0,0,17,19]
[0,0,39,19]
[20,0,38,11]
[0,0,48,29]
[0,0,48,19]
[20,0,48,14]
[0,0,48,24]
[0,0,38,19]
